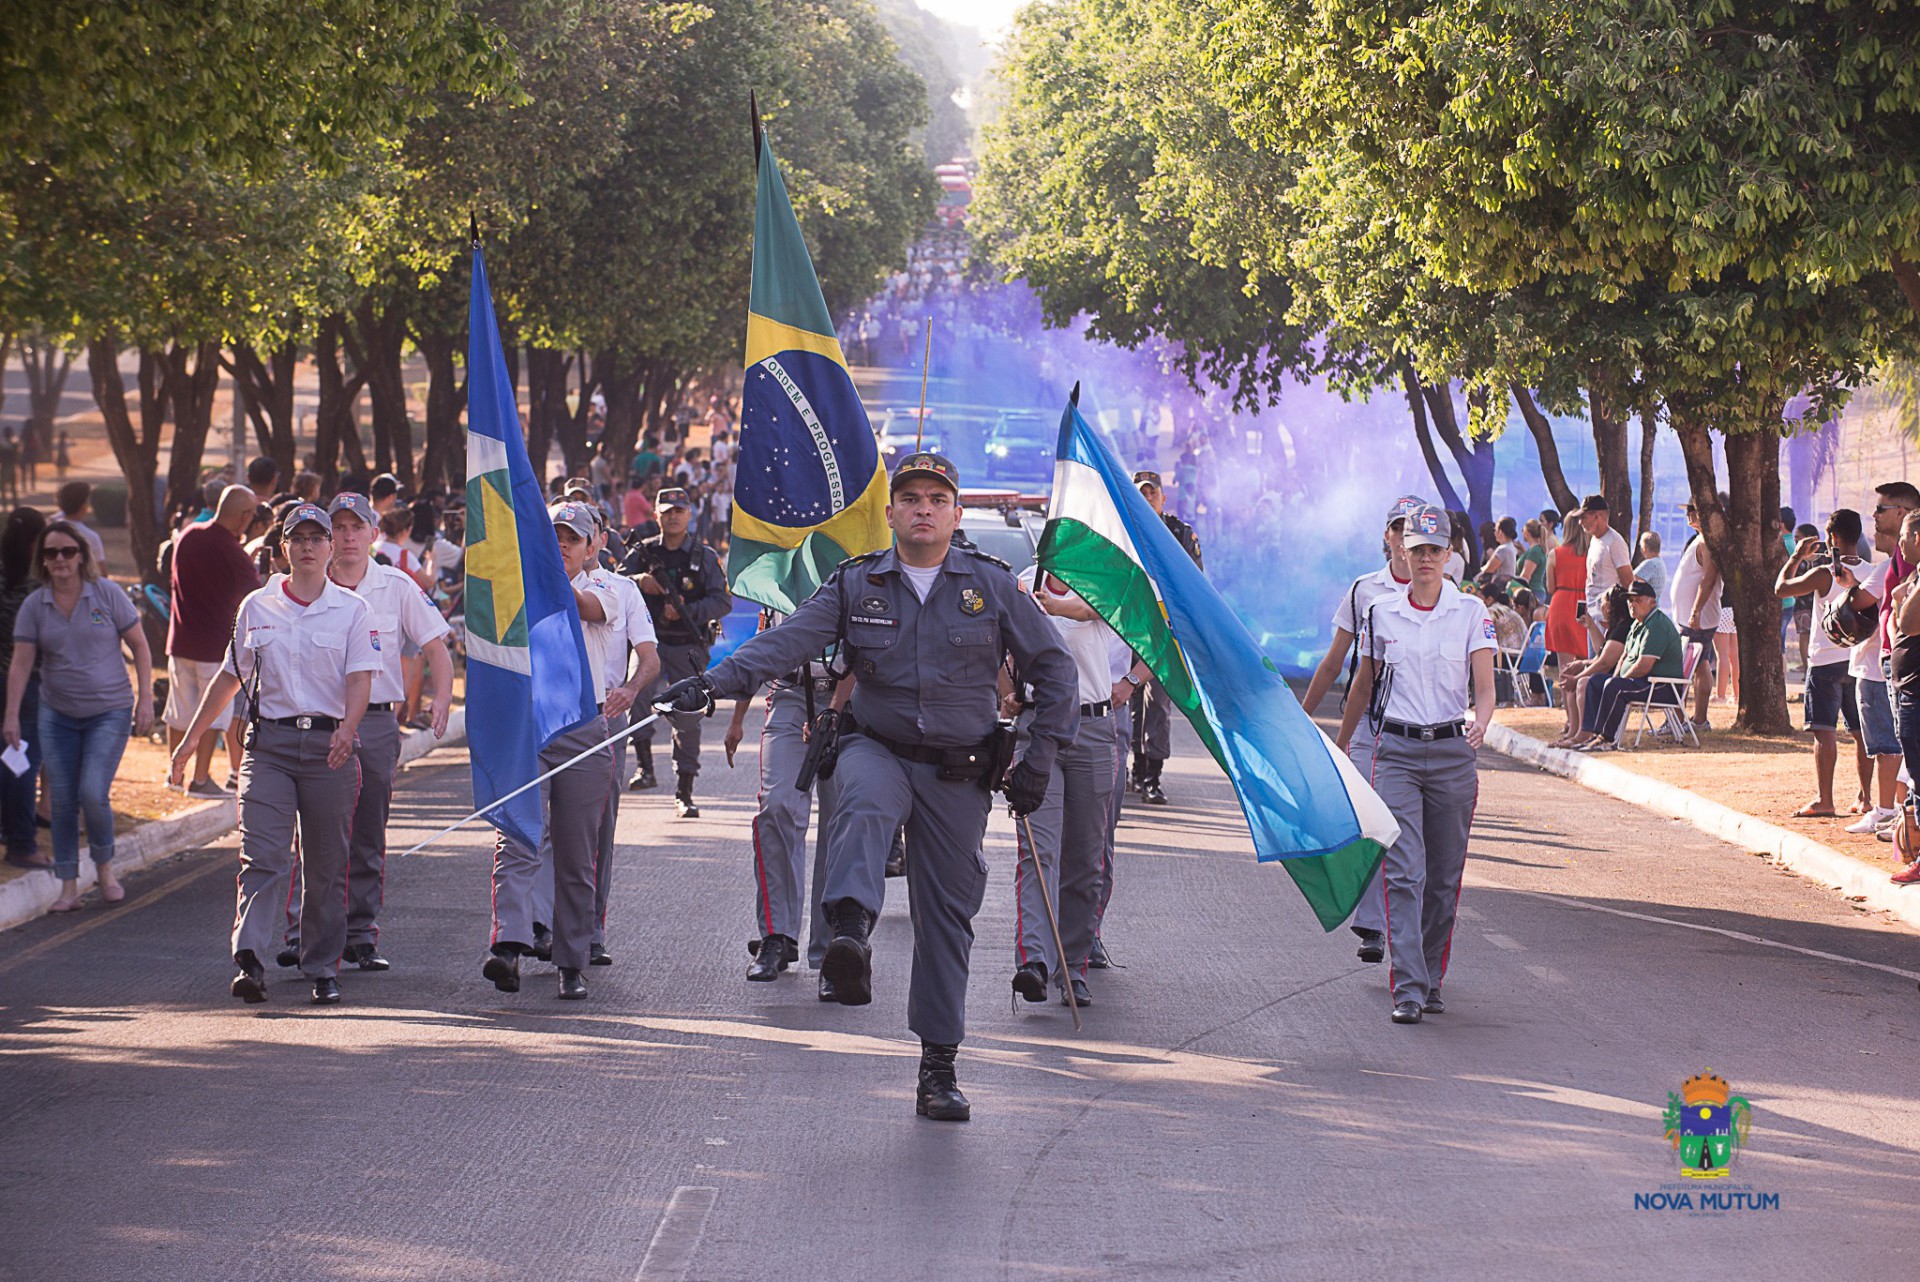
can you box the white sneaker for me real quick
[1847,808,1894,835]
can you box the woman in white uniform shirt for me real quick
[1337,503,1497,1026]
[171,504,379,1006]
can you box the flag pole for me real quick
[400,712,661,857]
[1017,810,1081,1032]
[915,317,933,451]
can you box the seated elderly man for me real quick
[1567,580,1686,750]
[1550,584,1630,749]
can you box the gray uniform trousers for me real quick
[1130,676,1171,766]
[1013,712,1118,979]
[492,718,613,971]
[1370,734,1478,1005]
[282,708,402,950]
[640,641,711,777]
[1347,723,1388,936]
[1095,700,1130,934]
[231,722,360,979]
[752,684,837,959]
[825,733,992,1046]
[593,711,629,947]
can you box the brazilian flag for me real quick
[728,108,890,613]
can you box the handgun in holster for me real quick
[796,708,849,791]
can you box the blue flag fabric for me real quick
[463,244,598,851]
[1037,402,1398,929]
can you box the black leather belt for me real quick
[854,722,990,769]
[270,715,341,731]
[1380,718,1467,741]
[1080,699,1112,718]
[366,703,395,713]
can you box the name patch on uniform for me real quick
[960,588,985,615]
[860,595,891,614]
[849,614,898,628]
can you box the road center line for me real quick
[634,1186,719,1282]
[1475,878,1920,984]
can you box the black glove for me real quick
[654,674,715,717]
[1003,759,1049,816]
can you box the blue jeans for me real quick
[38,703,131,881]
[2,674,42,858]
[1894,687,1920,824]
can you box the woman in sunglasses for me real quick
[2,521,154,911]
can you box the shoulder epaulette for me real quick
[960,547,1013,573]
[838,550,887,570]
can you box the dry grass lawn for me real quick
[1494,704,1913,876]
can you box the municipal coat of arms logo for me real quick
[1662,1070,1752,1179]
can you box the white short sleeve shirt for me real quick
[1332,564,1412,636]
[223,577,382,719]
[576,568,626,699]
[1019,566,1117,704]
[1357,582,1497,726]
[1586,527,1632,617]
[335,562,452,703]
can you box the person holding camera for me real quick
[1774,510,1869,820]
[657,453,1078,1121]
[623,487,731,815]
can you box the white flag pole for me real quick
[400,711,663,857]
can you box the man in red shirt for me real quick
[165,486,261,795]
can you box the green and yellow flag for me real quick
[727,108,890,613]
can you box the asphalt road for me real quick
[1,716,1916,1281]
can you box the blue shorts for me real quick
[1857,675,1900,757]
[1805,661,1856,733]
[1680,626,1718,671]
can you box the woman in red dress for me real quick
[1544,510,1590,741]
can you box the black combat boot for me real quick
[629,746,657,791]
[819,898,873,1005]
[746,933,797,981]
[674,773,700,819]
[1140,758,1168,805]
[916,1042,970,1121]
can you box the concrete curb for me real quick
[1486,721,1920,933]
[0,707,466,934]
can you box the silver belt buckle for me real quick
[295,715,314,730]
[1418,725,1435,742]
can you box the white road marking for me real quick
[1478,879,1920,983]
[635,1186,719,1282]
[1482,932,1526,951]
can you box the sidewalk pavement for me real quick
[1486,716,1920,934]
[0,708,466,933]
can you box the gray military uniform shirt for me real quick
[707,546,1081,777]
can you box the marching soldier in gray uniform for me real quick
[170,503,379,1005]
[723,612,842,987]
[660,453,1078,1121]
[277,492,453,972]
[1128,470,1202,804]
[625,487,731,816]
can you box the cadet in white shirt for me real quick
[586,512,657,963]
[484,502,645,1000]
[170,504,380,1006]
[277,493,453,972]
[1301,494,1425,963]
[1009,567,1133,1008]
[1337,503,1496,1026]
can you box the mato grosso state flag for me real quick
[728,110,890,613]
[463,241,599,851]
[1036,396,1399,929]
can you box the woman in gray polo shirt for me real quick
[2,520,153,910]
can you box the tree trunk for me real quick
[524,347,573,488]
[1400,362,1465,513]
[1672,416,1791,735]
[1637,408,1659,543]
[1588,382,1633,523]
[598,353,646,485]
[0,332,11,421]
[161,341,223,521]
[1423,378,1495,538]
[416,330,469,496]
[224,340,300,483]
[1891,252,1920,324]
[1511,383,1577,515]
[314,316,369,488]
[347,299,412,487]
[87,339,164,575]
[21,338,75,471]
